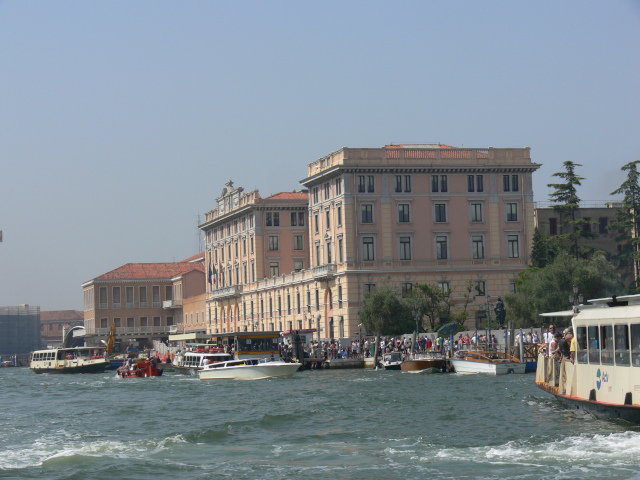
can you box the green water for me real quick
[1,368,639,479]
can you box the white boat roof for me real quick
[539,294,640,318]
[575,304,640,321]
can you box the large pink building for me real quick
[201,144,540,340]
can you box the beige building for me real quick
[82,254,206,348]
[201,144,540,339]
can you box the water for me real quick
[1,367,640,480]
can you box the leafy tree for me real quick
[547,161,595,259]
[505,252,623,327]
[410,283,452,331]
[358,279,414,336]
[447,279,474,327]
[611,160,640,290]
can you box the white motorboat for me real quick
[450,350,525,375]
[377,352,403,370]
[172,350,232,375]
[536,294,640,423]
[198,358,301,380]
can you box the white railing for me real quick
[210,285,243,299]
[313,264,337,278]
[163,300,174,309]
[89,326,174,335]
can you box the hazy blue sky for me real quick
[1,1,638,311]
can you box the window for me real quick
[361,204,373,223]
[398,204,410,223]
[549,218,557,236]
[588,325,600,364]
[307,291,311,313]
[325,210,330,229]
[401,283,413,297]
[266,213,272,226]
[435,204,447,223]
[437,281,450,294]
[243,264,247,283]
[614,324,630,366]
[512,175,519,192]
[507,203,518,222]
[583,217,591,233]
[474,280,486,296]
[293,235,304,250]
[395,175,403,193]
[431,175,439,192]
[269,262,279,277]
[139,286,147,308]
[336,178,342,195]
[327,241,332,263]
[273,213,280,227]
[503,175,510,192]
[364,283,376,294]
[472,235,485,259]
[126,286,134,308]
[297,292,301,314]
[471,203,483,222]
[290,212,297,226]
[363,236,375,261]
[268,236,279,251]
[507,235,520,258]
[394,175,411,193]
[631,324,640,366]
[599,217,608,234]
[298,212,305,227]
[436,236,448,260]
[243,239,247,256]
[476,175,483,192]
[338,237,344,263]
[315,244,321,266]
[294,260,304,272]
[99,287,108,309]
[399,236,411,260]
[467,175,475,192]
[113,287,121,308]
[337,206,342,226]
[358,176,366,193]
[440,175,448,192]
[316,289,320,310]
[601,324,614,365]
[367,175,375,193]
[314,214,319,233]
[324,182,330,200]
[250,236,254,253]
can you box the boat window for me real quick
[600,325,614,365]
[614,324,630,366]
[631,324,640,367]
[588,326,600,364]
[576,326,588,364]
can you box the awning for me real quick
[168,333,210,341]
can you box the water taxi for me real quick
[377,352,403,370]
[172,346,232,375]
[536,294,640,423]
[401,353,445,373]
[450,350,525,374]
[116,358,163,378]
[198,358,301,380]
[30,347,110,374]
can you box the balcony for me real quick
[210,285,243,300]
[163,300,174,309]
[313,264,337,280]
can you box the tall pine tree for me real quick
[611,160,640,290]
[547,161,594,259]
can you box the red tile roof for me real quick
[41,310,84,322]
[95,263,201,281]
[266,192,309,200]
[181,252,205,263]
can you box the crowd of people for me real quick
[538,324,575,363]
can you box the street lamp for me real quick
[569,284,584,313]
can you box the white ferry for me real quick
[536,294,640,423]
[30,347,110,374]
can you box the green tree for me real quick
[447,279,474,327]
[410,283,451,331]
[358,280,414,336]
[611,160,640,290]
[505,252,623,327]
[547,161,595,259]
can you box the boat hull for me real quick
[450,358,526,375]
[536,382,640,423]
[31,361,110,374]
[199,362,300,380]
[401,359,444,373]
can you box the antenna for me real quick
[195,214,203,253]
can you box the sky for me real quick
[1,1,639,311]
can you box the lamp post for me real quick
[569,284,583,313]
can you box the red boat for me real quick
[117,359,163,378]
